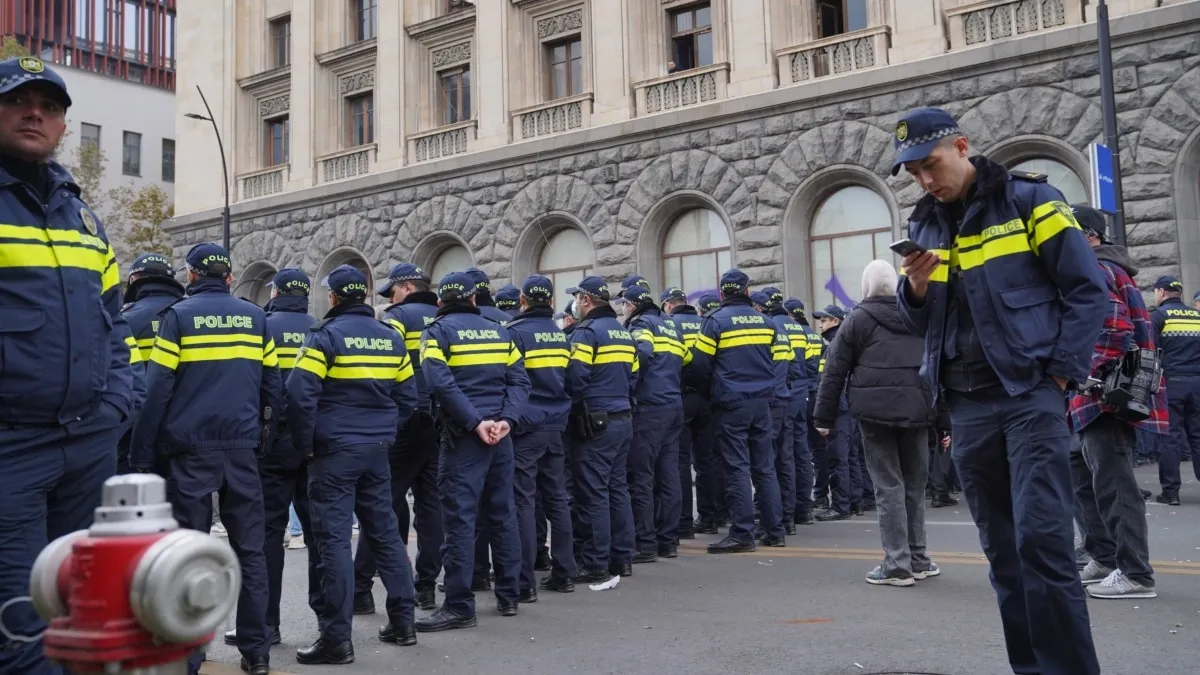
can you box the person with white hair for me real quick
[812,259,937,587]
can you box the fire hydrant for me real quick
[29,473,241,675]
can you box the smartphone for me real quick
[889,238,927,257]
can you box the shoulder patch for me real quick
[1008,170,1048,183]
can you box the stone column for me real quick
[590,0,633,125]
[374,0,404,170]
[886,0,947,65]
[725,0,774,98]
[288,1,315,192]
[472,0,510,151]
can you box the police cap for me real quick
[521,274,554,302]
[495,283,521,308]
[322,264,369,301]
[129,252,173,278]
[617,275,651,298]
[566,275,611,302]
[761,286,785,307]
[749,291,770,309]
[0,57,72,107]
[1071,204,1109,242]
[465,267,491,292]
[660,286,687,304]
[783,297,806,315]
[185,243,232,277]
[623,285,654,305]
[891,107,961,176]
[719,269,750,294]
[270,268,311,295]
[697,294,720,314]
[378,262,429,298]
[1154,276,1184,293]
[812,304,846,321]
[438,271,477,302]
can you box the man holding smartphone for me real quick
[893,107,1107,675]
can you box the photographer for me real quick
[1067,205,1165,600]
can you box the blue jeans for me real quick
[288,503,303,536]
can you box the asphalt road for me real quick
[200,464,1200,675]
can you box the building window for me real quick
[440,68,471,126]
[264,116,290,167]
[347,93,374,146]
[161,138,175,183]
[429,245,474,289]
[816,0,869,38]
[122,131,141,176]
[546,38,583,100]
[669,3,713,72]
[662,209,731,294]
[809,185,893,310]
[537,228,594,304]
[81,122,101,149]
[80,122,101,171]
[1010,158,1088,205]
[75,0,110,47]
[353,0,377,41]
[123,0,144,60]
[270,16,291,68]
[166,12,177,68]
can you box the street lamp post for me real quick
[185,86,231,252]
[1096,0,1126,245]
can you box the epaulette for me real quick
[311,317,334,331]
[1009,170,1048,183]
[155,297,186,318]
[504,316,529,329]
[573,318,594,331]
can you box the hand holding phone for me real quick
[889,238,927,257]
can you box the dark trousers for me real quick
[810,394,830,503]
[928,429,955,497]
[770,398,796,522]
[715,401,782,542]
[948,380,1099,675]
[309,443,415,641]
[514,430,576,588]
[790,395,814,518]
[258,439,325,629]
[571,415,635,572]
[629,406,684,552]
[1160,375,1200,496]
[1071,415,1155,585]
[683,393,723,524]
[355,414,442,595]
[169,449,271,663]
[439,432,521,616]
[851,420,874,505]
[0,406,121,675]
[825,411,854,514]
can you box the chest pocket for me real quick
[0,307,47,400]
[997,284,1059,349]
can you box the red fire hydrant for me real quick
[29,474,241,675]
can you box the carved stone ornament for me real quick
[259,94,289,117]
[432,42,472,68]
[340,69,375,94]
[537,9,583,39]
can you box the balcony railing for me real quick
[634,63,730,116]
[317,144,376,183]
[946,0,1076,50]
[512,93,593,141]
[240,165,289,201]
[776,26,890,86]
[407,120,477,163]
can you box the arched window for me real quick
[314,249,374,316]
[662,208,731,294]
[537,227,594,304]
[428,245,474,288]
[1011,158,1088,205]
[233,263,277,308]
[809,185,893,310]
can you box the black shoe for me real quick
[1156,493,1180,506]
[815,509,851,522]
[416,588,436,611]
[678,526,695,540]
[353,593,375,615]
[498,601,519,617]
[931,495,959,508]
[1140,489,1152,501]
[415,608,477,632]
[296,638,355,665]
[472,578,492,592]
[534,549,553,572]
[519,588,538,604]
[239,655,270,675]
[225,625,281,647]
[632,551,658,564]
[694,521,718,535]
[795,512,815,525]
[785,523,797,535]
[814,497,830,511]
[539,575,575,592]
[754,525,765,539]
[658,546,678,559]
[707,536,755,554]
[851,504,863,516]
[760,534,786,548]
[608,561,633,578]
[573,569,612,584]
[378,621,417,646]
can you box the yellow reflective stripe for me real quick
[447,352,511,367]
[594,352,636,365]
[386,319,406,340]
[421,344,447,362]
[719,336,773,349]
[596,344,636,355]
[276,346,301,369]
[632,357,640,373]
[507,345,521,367]
[449,342,511,353]
[101,254,119,293]
[632,329,654,344]
[395,357,414,383]
[570,345,593,364]
[149,335,180,370]
[178,345,267,363]
[571,343,595,356]
[526,354,569,369]
[899,248,950,283]
[0,239,108,273]
[328,364,404,379]
[179,333,263,346]
[694,335,717,356]
[135,337,155,360]
[950,219,1030,272]
[1162,319,1200,334]
[124,335,143,364]
[404,337,421,351]
[297,353,327,378]
[818,357,826,373]
[262,338,278,367]
[1028,200,1080,254]
[332,354,406,364]
[304,348,328,365]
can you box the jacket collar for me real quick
[123,276,185,305]
[0,155,80,194]
[720,295,753,308]
[909,155,1010,224]
[584,304,618,321]
[323,302,375,320]
[625,302,659,326]
[517,306,555,319]
[669,304,699,316]
[264,295,310,314]
[436,302,481,318]
[186,277,231,295]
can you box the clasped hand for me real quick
[474,419,511,446]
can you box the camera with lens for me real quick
[1085,347,1162,423]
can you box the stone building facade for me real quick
[171,1,1200,314]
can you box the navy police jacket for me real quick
[767,308,805,398]
[626,305,687,409]
[0,158,136,425]
[898,156,1107,398]
[420,304,531,431]
[122,277,185,362]
[130,279,282,466]
[1151,298,1200,377]
[285,302,417,455]
[566,305,638,414]
[691,296,780,408]
[669,304,704,392]
[477,300,512,325]
[264,295,316,446]
[799,320,823,389]
[381,291,439,414]
[506,307,571,433]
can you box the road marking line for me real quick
[200,663,296,675]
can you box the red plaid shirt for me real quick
[1068,259,1169,434]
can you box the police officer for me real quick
[691,270,786,552]
[223,268,318,649]
[661,287,706,538]
[285,264,420,663]
[418,272,530,630]
[0,56,137,675]
[812,305,861,521]
[495,283,522,319]
[620,282,687,560]
[697,294,720,317]
[763,287,808,534]
[564,276,638,581]
[784,298,821,524]
[354,262,444,613]
[895,107,1105,674]
[118,252,185,474]
[1151,276,1200,505]
[506,274,578,596]
[752,290,797,537]
[130,242,279,675]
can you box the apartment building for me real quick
[173,0,1200,313]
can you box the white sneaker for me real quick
[1086,569,1157,599]
[209,521,228,538]
[913,562,940,580]
[1079,560,1113,585]
[287,536,307,550]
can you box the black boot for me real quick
[632,551,658,564]
[534,548,553,572]
[497,600,519,617]
[239,655,270,675]
[573,569,611,584]
[759,534,786,548]
[608,561,633,578]
[296,638,355,665]
[519,588,539,603]
[815,508,851,522]
[415,608,478,632]
[539,575,575,593]
[353,593,375,615]
[694,520,718,535]
[785,522,797,536]
[657,545,678,559]
[225,625,281,646]
[415,587,436,611]
[378,621,417,646]
[794,512,815,525]
[706,536,755,554]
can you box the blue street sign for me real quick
[1089,143,1117,214]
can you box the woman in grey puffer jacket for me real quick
[813,260,938,587]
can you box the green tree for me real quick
[0,35,30,59]
[106,183,174,262]
[62,136,108,209]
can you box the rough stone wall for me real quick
[173,31,1200,292]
